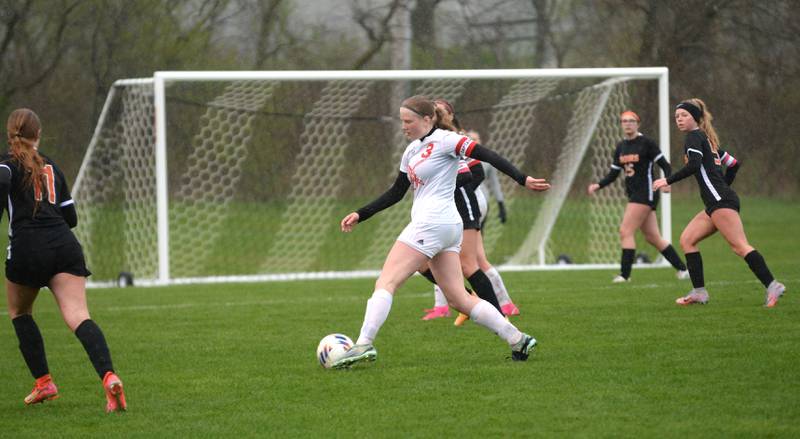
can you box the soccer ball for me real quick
[316,333,353,369]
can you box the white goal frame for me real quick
[77,68,670,287]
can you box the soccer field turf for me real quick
[0,197,798,437]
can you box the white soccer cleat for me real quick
[765,281,786,308]
[676,289,709,306]
[612,275,630,283]
[331,344,377,369]
[676,270,690,280]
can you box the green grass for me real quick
[0,196,798,438]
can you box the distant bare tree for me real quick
[350,0,403,69]
[0,0,81,109]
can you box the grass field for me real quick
[0,196,798,438]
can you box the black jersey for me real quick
[0,152,74,237]
[598,134,670,207]
[666,130,739,210]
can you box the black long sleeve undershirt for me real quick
[468,145,526,185]
[466,162,485,191]
[597,168,621,189]
[666,154,702,185]
[656,156,672,178]
[724,162,740,186]
[61,204,77,228]
[356,171,411,223]
[455,170,473,189]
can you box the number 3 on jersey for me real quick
[421,143,434,158]
[34,164,56,204]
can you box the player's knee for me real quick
[63,312,90,332]
[461,265,479,279]
[730,243,752,258]
[644,234,662,246]
[679,232,695,252]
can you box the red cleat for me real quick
[103,371,127,413]
[24,374,59,405]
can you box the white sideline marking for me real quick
[0,278,794,316]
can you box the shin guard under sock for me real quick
[660,244,687,271]
[467,270,503,313]
[744,250,775,288]
[684,252,705,289]
[620,248,635,279]
[12,314,49,379]
[75,319,114,380]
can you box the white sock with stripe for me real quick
[486,267,511,306]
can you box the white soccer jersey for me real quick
[400,128,476,224]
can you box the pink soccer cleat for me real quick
[103,371,127,413]
[24,375,59,405]
[501,302,520,316]
[422,305,450,320]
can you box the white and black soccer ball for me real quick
[316,333,353,369]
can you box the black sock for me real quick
[685,252,705,289]
[75,319,114,380]
[660,244,687,271]
[467,270,503,314]
[12,315,49,379]
[744,250,775,288]
[620,248,635,279]
[419,269,437,285]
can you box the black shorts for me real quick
[454,186,481,230]
[628,199,658,210]
[705,198,740,216]
[6,231,91,289]
[628,190,659,210]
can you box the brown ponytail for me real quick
[401,95,458,133]
[687,98,720,153]
[7,108,45,201]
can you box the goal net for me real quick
[73,69,670,286]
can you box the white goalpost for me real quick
[73,68,670,287]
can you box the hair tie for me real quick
[620,110,640,122]
[676,102,702,122]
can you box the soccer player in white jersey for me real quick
[335,95,550,367]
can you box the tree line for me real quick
[0,0,797,195]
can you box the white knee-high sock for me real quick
[433,285,448,307]
[486,267,511,306]
[356,289,393,345]
[469,300,523,346]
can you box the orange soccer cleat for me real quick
[24,374,59,405]
[103,371,127,413]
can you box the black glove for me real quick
[497,201,507,224]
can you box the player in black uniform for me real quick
[653,99,786,307]
[418,99,505,322]
[588,110,688,282]
[2,108,127,412]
